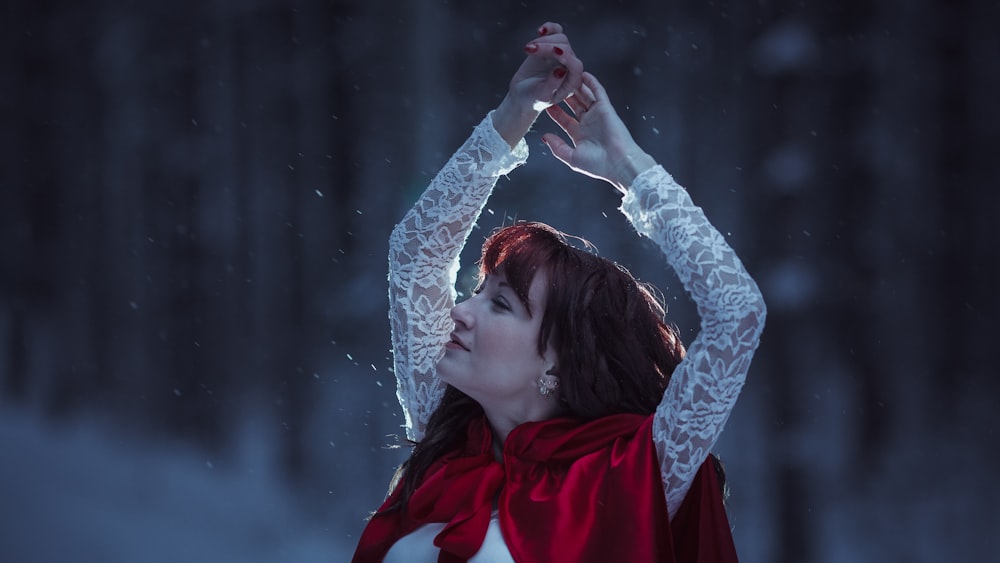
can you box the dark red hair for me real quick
[480,221,685,417]
[383,221,686,512]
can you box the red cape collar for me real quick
[352,413,738,563]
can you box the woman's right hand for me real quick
[492,22,584,148]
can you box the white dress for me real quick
[383,112,766,561]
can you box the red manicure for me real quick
[525,43,538,53]
[553,67,566,79]
[553,46,564,56]
[539,26,548,36]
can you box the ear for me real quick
[544,361,559,381]
[538,344,560,395]
[542,343,558,375]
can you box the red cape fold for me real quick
[352,413,738,562]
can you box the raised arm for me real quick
[387,119,525,442]
[545,73,766,517]
[388,23,583,442]
[624,167,766,517]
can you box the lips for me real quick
[448,332,470,351]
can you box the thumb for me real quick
[542,133,574,167]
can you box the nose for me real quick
[450,297,474,328]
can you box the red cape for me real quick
[353,414,738,562]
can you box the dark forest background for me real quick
[2,0,998,561]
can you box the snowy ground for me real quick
[0,405,354,563]
[3,395,996,563]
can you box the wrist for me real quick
[493,94,540,149]
[610,150,657,194]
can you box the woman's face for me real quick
[437,267,555,410]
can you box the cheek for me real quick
[480,322,535,360]
[501,325,542,361]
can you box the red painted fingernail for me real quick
[525,43,538,53]
[553,67,566,79]
[553,46,564,56]
[539,26,548,36]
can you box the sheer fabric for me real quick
[623,166,767,513]
[387,114,527,443]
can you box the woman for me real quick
[353,22,766,563]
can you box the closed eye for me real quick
[491,296,511,311]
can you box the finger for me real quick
[550,56,585,104]
[541,132,574,167]
[582,72,609,104]
[565,77,598,114]
[528,34,570,46]
[523,39,573,73]
[544,104,579,139]
[524,37,572,57]
[537,22,563,37]
[564,91,588,118]
[576,81,597,108]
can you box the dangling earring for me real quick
[538,377,559,397]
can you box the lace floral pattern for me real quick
[388,113,527,442]
[622,167,767,517]
[388,114,766,518]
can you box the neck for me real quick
[490,429,505,462]
[480,400,564,460]
[482,409,521,446]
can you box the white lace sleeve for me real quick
[620,165,767,519]
[388,112,528,443]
